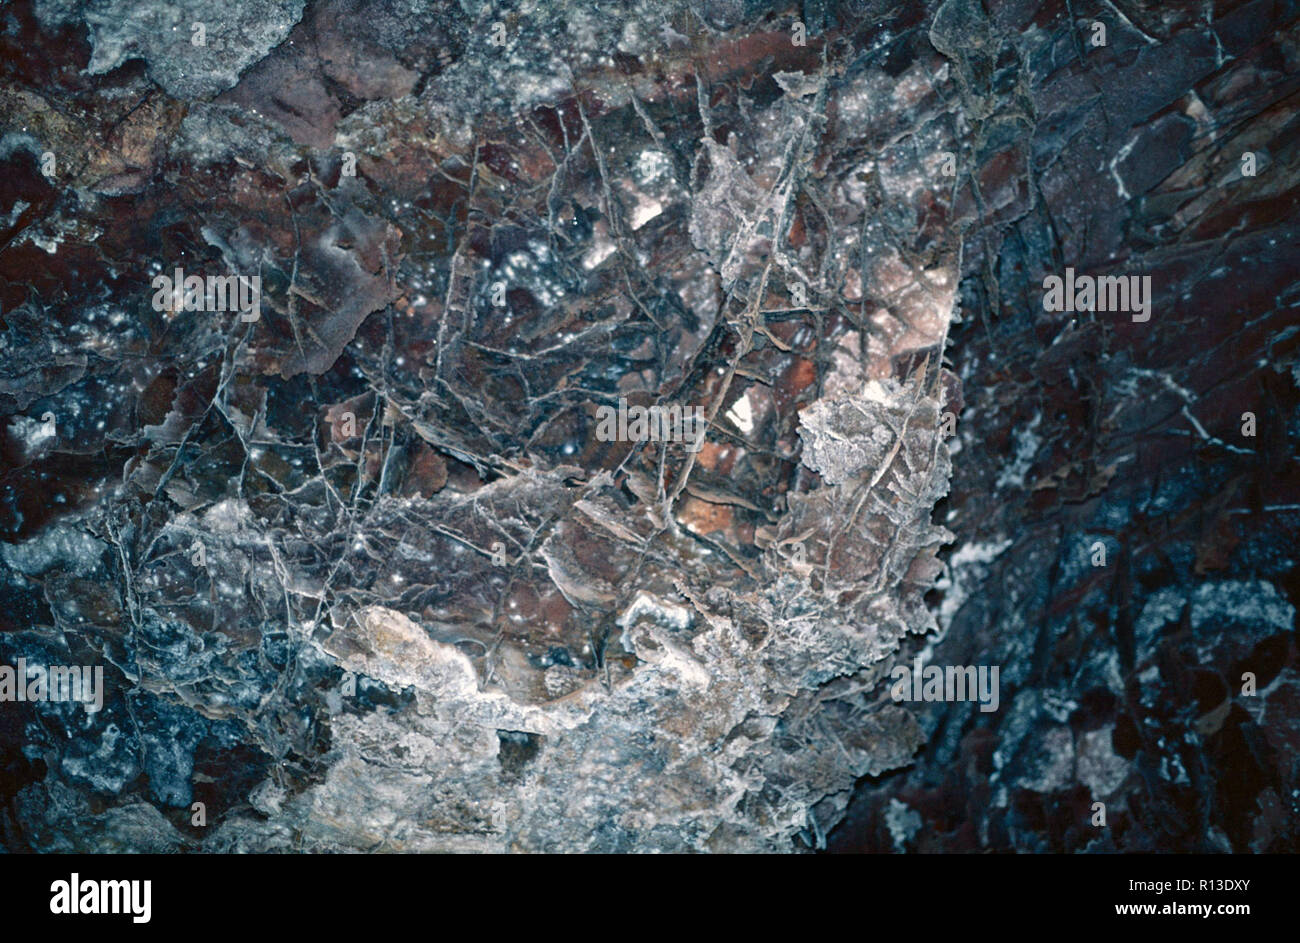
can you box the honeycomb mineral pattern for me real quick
[0,0,1296,853]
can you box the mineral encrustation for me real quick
[1,0,1296,853]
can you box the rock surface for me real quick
[0,0,1296,853]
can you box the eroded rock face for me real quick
[827,0,1300,853]
[0,0,963,852]
[1,0,1296,853]
[42,0,309,99]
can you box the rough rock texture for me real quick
[1,0,1297,853]
[828,0,1300,853]
[37,0,308,99]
